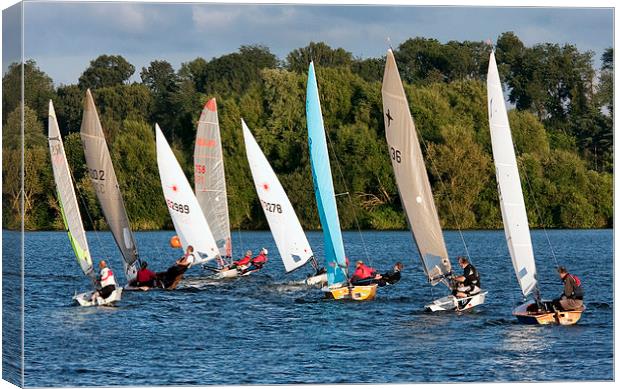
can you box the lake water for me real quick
[5,229,614,386]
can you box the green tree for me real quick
[78,55,135,90]
[286,42,353,73]
[2,60,54,124]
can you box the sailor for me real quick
[91,260,117,303]
[350,260,380,286]
[552,266,584,311]
[452,256,481,298]
[224,250,253,271]
[134,261,157,287]
[160,245,195,288]
[241,248,268,274]
[376,262,404,287]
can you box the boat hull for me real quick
[74,288,123,307]
[305,272,328,286]
[513,301,585,325]
[425,291,487,312]
[323,284,377,301]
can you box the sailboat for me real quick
[155,123,221,287]
[486,50,584,325]
[306,62,377,300]
[194,98,232,262]
[381,48,487,311]
[241,119,328,286]
[80,89,140,285]
[48,100,122,306]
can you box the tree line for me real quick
[2,32,613,232]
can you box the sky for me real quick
[2,1,615,86]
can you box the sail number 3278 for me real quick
[390,147,402,163]
[261,200,282,214]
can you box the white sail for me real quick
[155,123,220,264]
[241,119,313,273]
[381,49,452,285]
[48,100,96,286]
[194,98,232,258]
[487,50,537,297]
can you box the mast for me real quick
[48,100,97,287]
[305,62,348,287]
[242,119,313,273]
[381,49,452,285]
[80,89,140,282]
[156,123,220,264]
[487,50,538,299]
[194,98,232,259]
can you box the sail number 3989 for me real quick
[261,200,282,214]
[166,199,190,214]
[390,147,402,163]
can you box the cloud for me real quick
[17,3,613,85]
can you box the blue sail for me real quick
[306,62,348,286]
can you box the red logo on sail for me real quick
[196,138,216,148]
[205,98,217,112]
[262,183,269,191]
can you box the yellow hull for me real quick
[325,284,377,301]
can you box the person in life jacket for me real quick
[376,262,404,287]
[159,245,195,288]
[224,250,253,271]
[133,261,157,287]
[241,248,268,274]
[553,266,584,311]
[350,260,381,286]
[91,260,117,303]
[452,256,481,298]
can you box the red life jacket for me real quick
[353,264,375,279]
[235,255,251,266]
[569,274,581,286]
[137,268,156,283]
[252,253,267,265]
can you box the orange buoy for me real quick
[169,235,182,249]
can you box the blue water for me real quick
[10,229,614,385]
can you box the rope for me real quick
[69,167,105,253]
[512,145,560,269]
[415,131,472,262]
[324,123,372,266]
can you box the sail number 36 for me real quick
[390,147,402,163]
[261,200,282,214]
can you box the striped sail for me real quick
[48,100,96,286]
[156,124,220,264]
[194,98,232,258]
[80,89,139,282]
[487,51,537,297]
[242,119,313,273]
[381,49,452,285]
[306,62,348,286]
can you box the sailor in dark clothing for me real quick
[552,266,584,311]
[377,262,404,287]
[452,256,481,298]
[159,245,195,288]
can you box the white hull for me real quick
[73,288,123,307]
[304,273,328,286]
[213,268,239,279]
[425,291,487,312]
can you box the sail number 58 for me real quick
[390,147,402,163]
